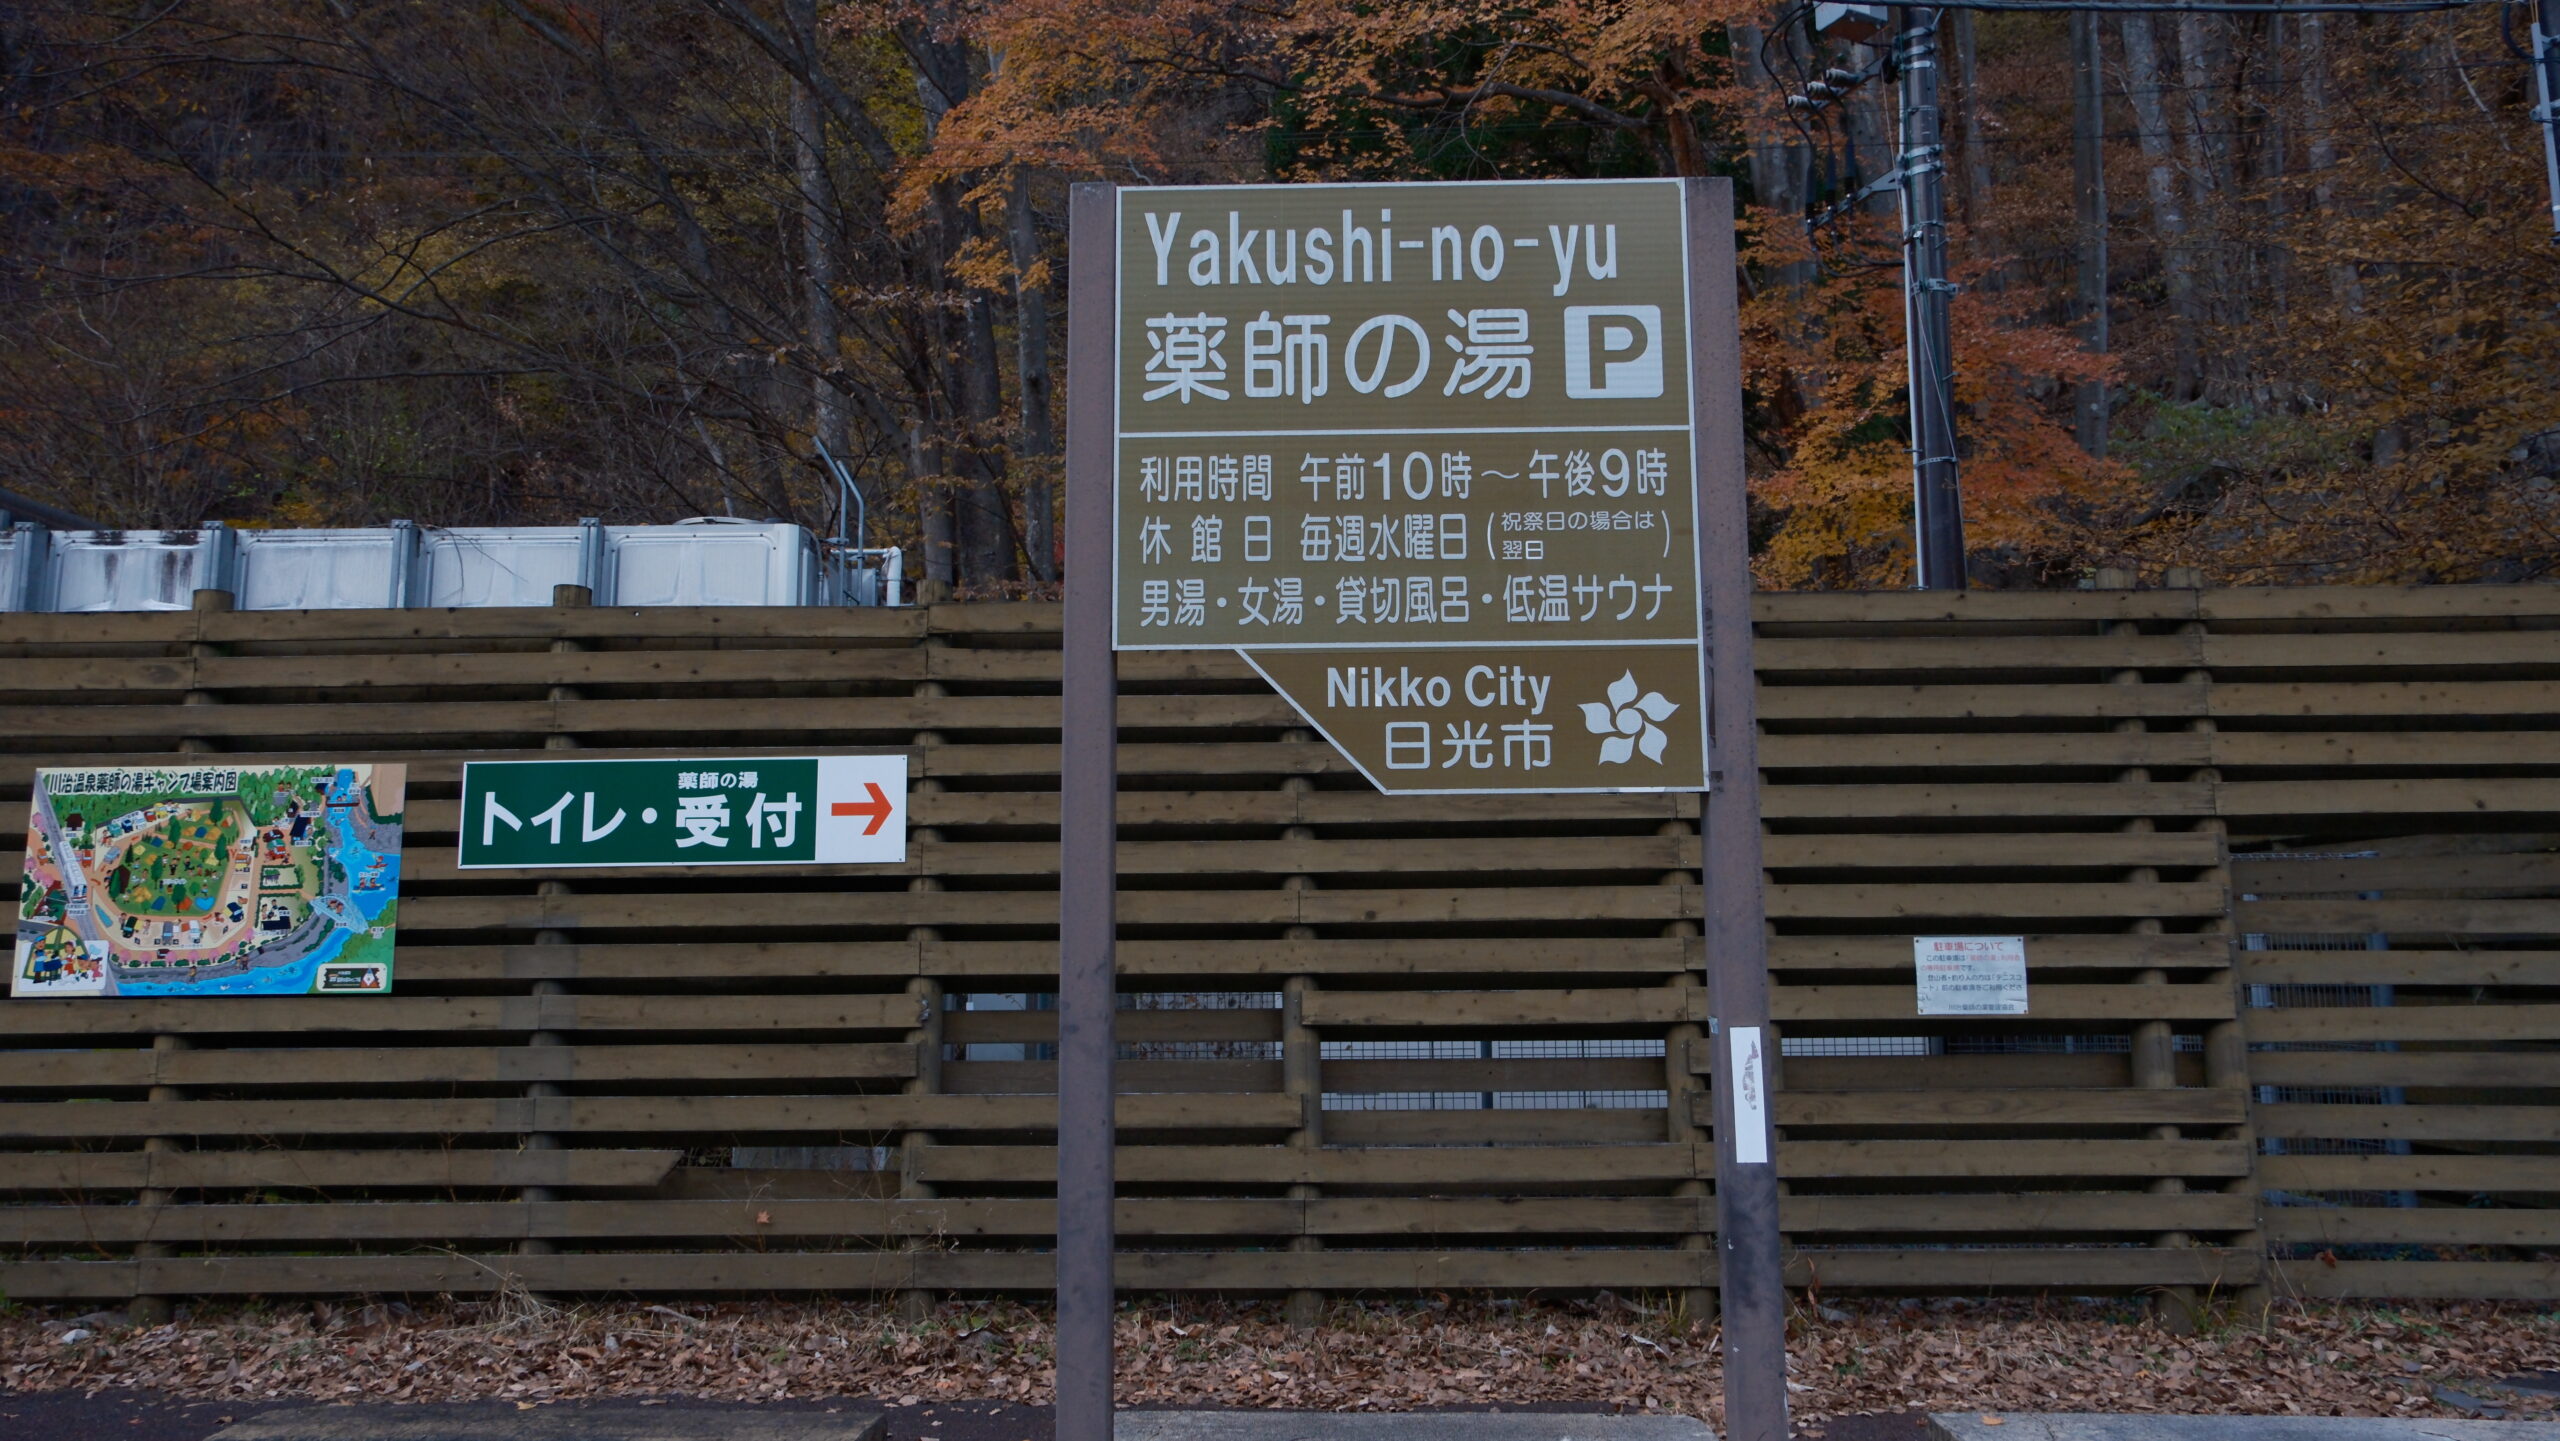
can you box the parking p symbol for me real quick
[1563,305,1664,399]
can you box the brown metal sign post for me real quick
[1059,182,1121,1441]
[1059,177,1781,1441]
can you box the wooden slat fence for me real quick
[0,584,2551,1305]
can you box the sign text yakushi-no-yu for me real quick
[1109,180,1709,793]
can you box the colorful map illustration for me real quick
[14,764,403,997]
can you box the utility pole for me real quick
[1802,2,1968,588]
[1894,7,1967,588]
[2536,0,2560,241]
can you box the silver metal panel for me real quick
[607,519,818,607]
[43,526,233,612]
[234,527,417,610]
[417,526,591,608]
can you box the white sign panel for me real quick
[1728,1025,1770,1164]
[1914,935,2030,1016]
[813,755,908,864]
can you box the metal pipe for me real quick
[2535,0,2560,241]
[816,438,866,553]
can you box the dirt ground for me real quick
[4,1295,2554,1435]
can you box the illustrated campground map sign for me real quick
[14,764,404,998]
[1109,179,1711,793]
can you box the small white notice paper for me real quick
[1913,936,2030,1016]
[1728,1026,1770,1164]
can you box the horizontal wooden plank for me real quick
[1760,590,2199,624]
[1772,983,2234,1023]
[2250,1052,2560,1088]
[1762,732,2215,770]
[2265,1209,2560,1247]
[1769,881,2226,920]
[1786,1246,2256,1289]
[0,994,923,1037]
[2280,1259,2560,1300]
[2204,632,2560,669]
[1767,934,2230,972]
[1779,1139,2252,1179]
[0,1092,1297,1138]
[2212,733,2560,769]
[2256,1155,2560,1191]
[1302,988,1700,1029]
[390,833,1698,883]
[0,1043,918,1090]
[0,693,1300,739]
[78,1248,1708,1296]
[2231,851,2560,893]
[2253,1104,2560,1143]
[370,937,1698,984]
[912,1143,1707,1187]
[2209,683,2560,719]
[1763,782,2216,820]
[1759,684,2208,722]
[2245,1004,2560,1044]
[2237,949,2560,987]
[2234,898,2560,935]
[0,1194,1723,1245]
[1324,1109,1671,1146]
[1777,1089,2245,1128]
[1763,832,2227,870]
[0,1149,681,1191]
[2198,586,2560,622]
[1753,634,2203,672]
[1784,1191,2254,1233]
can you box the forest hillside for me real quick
[3,0,2554,591]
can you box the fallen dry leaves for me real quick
[4,1294,2556,1433]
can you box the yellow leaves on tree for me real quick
[1747,216,2127,589]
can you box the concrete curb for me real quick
[208,1402,884,1440]
[1114,1412,1716,1440]
[1929,1415,2560,1440]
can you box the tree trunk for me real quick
[1844,41,1898,220]
[2300,13,2364,313]
[2120,12,2201,400]
[2175,13,2234,398]
[955,246,1017,585]
[2254,12,2294,397]
[785,3,856,532]
[908,20,1017,589]
[1731,19,1816,233]
[1952,9,1995,227]
[2072,10,2111,456]
[1009,168,1058,583]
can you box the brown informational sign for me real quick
[1109,180,1709,793]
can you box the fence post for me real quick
[899,661,948,1322]
[1281,965,1322,1327]
[1660,818,1716,1325]
[2166,565,2269,1320]
[518,582,589,1273]
[2097,566,2197,1335]
[1278,747,1325,1328]
[131,586,235,1323]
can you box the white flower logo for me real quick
[1581,671,1680,765]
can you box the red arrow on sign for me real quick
[830,781,894,836]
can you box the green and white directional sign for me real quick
[457,756,905,869]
